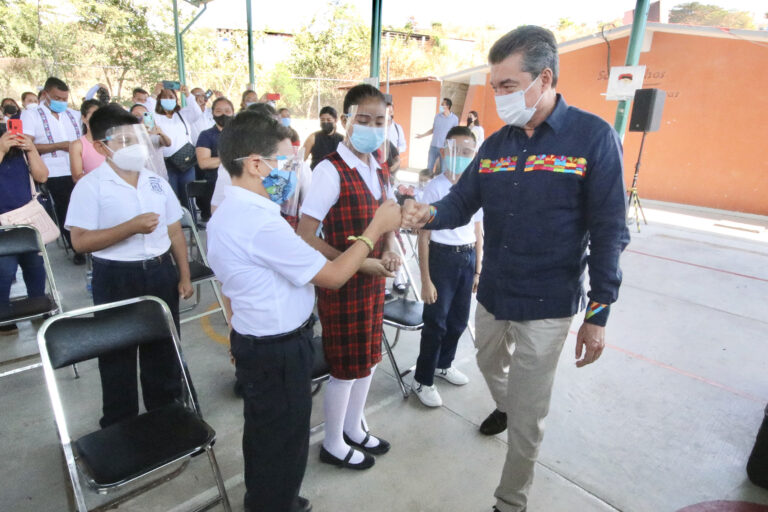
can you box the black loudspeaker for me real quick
[629,88,666,132]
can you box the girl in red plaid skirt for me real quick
[298,85,401,470]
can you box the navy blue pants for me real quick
[0,252,46,316]
[91,256,182,428]
[231,323,315,512]
[414,244,475,386]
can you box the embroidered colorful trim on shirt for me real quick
[479,156,517,173]
[585,301,607,320]
[38,108,81,159]
[524,155,587,176]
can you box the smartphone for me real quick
[204,89,213,100]
[162,80,181,91]
[7,118,23,136]
[266,93,281,101]
[143,112,155,130]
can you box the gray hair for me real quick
[488,25,559,87]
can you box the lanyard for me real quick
[38,107,81,157]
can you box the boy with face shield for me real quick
[412,126,483,407]
[206,111,401,512]
[297,84,401,471]
[65,104,194,428]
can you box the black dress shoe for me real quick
[319,446,375,470]
[292,496,312,512]
[479,408,507,435]
[343,431,390,455]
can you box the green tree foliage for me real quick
[669,2,756,29]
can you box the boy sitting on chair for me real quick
[412,126,483,407]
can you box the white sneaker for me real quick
[434,367,469,386]
[411,379,443,407]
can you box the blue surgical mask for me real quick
[262,157,297,205]
[442,155,473,176]
[160,99,177,112]
[349,124,386,154]
[48,99,67,113]
[280,117,291,127]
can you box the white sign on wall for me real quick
[605,65,646,101]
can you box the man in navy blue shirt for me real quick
[403,26,630,512]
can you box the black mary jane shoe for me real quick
[343,431,391,455]
[319,446,375,470]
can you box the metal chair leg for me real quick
[382,329,408,398]
[72,363,79,379]
[206,447,232,512]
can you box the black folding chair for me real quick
[179,208,228,325]
[185,180,213,229]
[0,224,64,378]
[37,296,231,512]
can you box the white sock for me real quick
[322,377,364,463]
[343,366,381,448]
[394,267,407,286]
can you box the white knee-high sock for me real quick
[344,365,381,448]
[322,376,364,463]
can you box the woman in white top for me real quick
[467,110,484,148]
[152,85,201,209]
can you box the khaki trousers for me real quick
[474,303,573,512]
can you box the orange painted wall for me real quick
[559,32,768,214]
[449,31,768,215]
[382,80,442,168]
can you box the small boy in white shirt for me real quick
[412,126,483,407]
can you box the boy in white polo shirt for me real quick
[65,104,194,428]
[21,76,84,263]
[207,111,401,512]
[412,126,484,407]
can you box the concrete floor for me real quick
[1,199,767,512]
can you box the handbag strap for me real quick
[176,112,189,136]
[27,171,39,200]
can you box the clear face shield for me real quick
[101,124,158,174]
[344,103,390,167]
[441,136,477,181]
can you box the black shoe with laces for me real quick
[479,408,507,436]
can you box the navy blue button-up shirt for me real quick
[428,95,630,325]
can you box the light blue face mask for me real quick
[349,124,386,154]
[280,117,291,127]
[48,99,68,113]
[442,155,473,176]
[160,99,177,112]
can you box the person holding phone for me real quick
[190,87,219,145]
[0,129,49,335]
[152,84,202,208]
[69,99,105,182]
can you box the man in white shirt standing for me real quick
[21,76,84,264]
[412,126,483,407]
[386,99,407,156]
[207,111,401,512]
[416,97,459,175]
[190,87,216,145]
[65,105,194,428]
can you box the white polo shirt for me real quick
[421,173,483,246]
[207,186,327,337]
[64,162,183,261]
[21,104,82,178]
[190,107,214,146]
[300,142,391,222]
[153,99,201,158]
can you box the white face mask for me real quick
[494,74,544,127]
[25,103,39,110]
[108,144,149,172]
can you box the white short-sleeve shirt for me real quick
[64,162,183,261]
[300,142,389,222]
[206,186,327,336]
[421,173,483,246]
[21,105,82,178]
